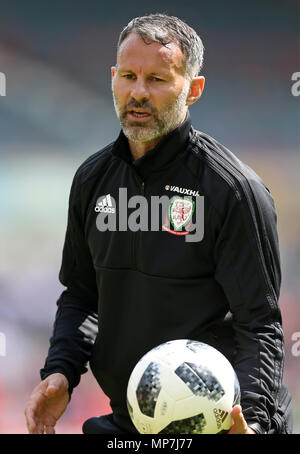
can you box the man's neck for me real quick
[128,111,188,161]
[128,136,162,161]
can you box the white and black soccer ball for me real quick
[126,339,240,434]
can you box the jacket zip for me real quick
[131,179,145,269]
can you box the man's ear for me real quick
[186,76,205,106]
[111,66,116,80]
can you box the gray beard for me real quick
[112,80,190,143]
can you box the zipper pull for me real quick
[141,181,145,196]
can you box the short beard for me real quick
[112,79,191,143]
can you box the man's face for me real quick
[111,32,190,143]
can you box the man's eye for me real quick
[122,74,134,79]
[151,77,163,82]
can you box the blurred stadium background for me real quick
[0,0,299,434]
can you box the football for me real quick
[126,339,241,434]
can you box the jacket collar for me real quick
[111,111,192,180]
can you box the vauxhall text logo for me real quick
[165,184,200,197]
[94,188,204,243]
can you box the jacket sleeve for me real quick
[40,169,98,396]
[213,175,284,433]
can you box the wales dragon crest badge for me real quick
[162,196,195,235]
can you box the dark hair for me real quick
[117,13,204,79]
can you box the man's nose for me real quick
[130,78,149,102]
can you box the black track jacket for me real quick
[40,113,291,434]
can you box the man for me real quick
[25,14,292,435]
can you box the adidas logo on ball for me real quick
[213,408,229,429]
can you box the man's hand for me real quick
[24,373,70,434]
[228,405,256,434]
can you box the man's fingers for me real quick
[45,425,56,434]
[25,406,57,434]
[229,405,248,433]
[25,407,37,433]
[231,404,242,418]
[34,422,45,434]
[26,418,36,433]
